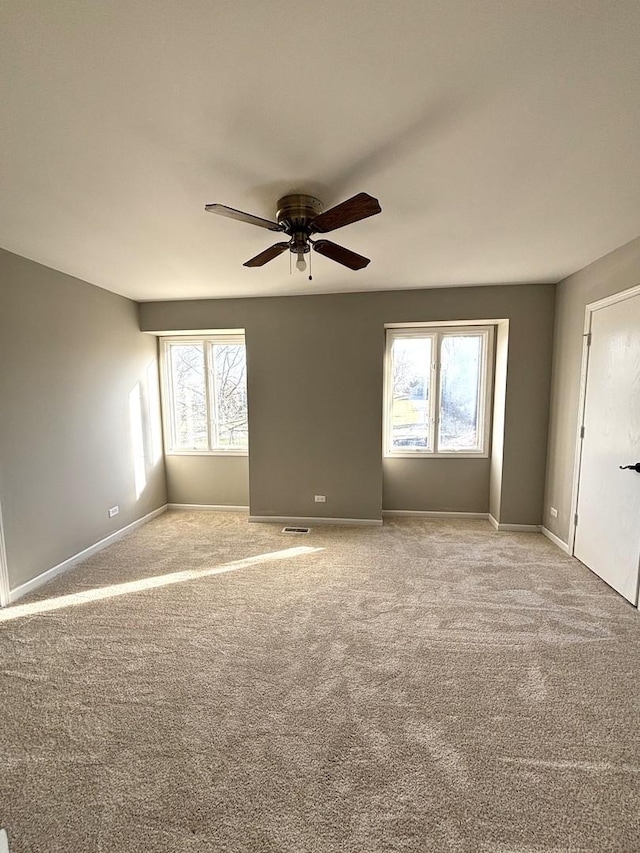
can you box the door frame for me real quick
[569,281,640,558]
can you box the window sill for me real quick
[385,452,489,460]
[166,450,249,457]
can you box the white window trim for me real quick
[161,334,248,456]
[384,325,494,459]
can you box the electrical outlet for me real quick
[108,506,119,518]
[314,495,326,503]
[550,507,558,518]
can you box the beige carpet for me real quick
[1,512,639,852]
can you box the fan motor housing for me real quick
[276,194,323,232]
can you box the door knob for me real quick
[619,463,640,472]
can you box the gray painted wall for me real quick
[0,250,167,589]
[141,284,555,524]
[544,235,640,544]
[166,456,249,506]
[383,458,491,513]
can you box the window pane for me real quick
[212,343,248,449]
[438,334,483,451]
[169,344,208,450]
[390,337,432,450]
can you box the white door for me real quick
[574,290,640,604]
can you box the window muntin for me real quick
[163,336,248,454]
[385,327,491,457]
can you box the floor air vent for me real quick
[282,526,310,534]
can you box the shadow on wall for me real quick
[128,360,164,501]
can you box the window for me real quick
[162,335,248,454]
[384,326,492,457]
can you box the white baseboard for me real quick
[7,505,168,606]
[489,514,541,532]
[541,526,571,554]
[388,511,541,532]
[167,503,249,512]
[249,515,383,527]
[382,510,489,519]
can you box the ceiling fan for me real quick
[204,192,381,273]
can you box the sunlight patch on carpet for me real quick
[1,545,322,622]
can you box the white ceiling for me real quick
[1,1,640,301]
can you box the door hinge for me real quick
[580,426,585,438]
[574,513,579,527]
[586,332,592,346]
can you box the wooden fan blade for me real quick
[205,203,282,232]
[310,192,381,234]
[312,240,370,270]
[243,242,290,267]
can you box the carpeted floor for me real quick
[1,511,639,852]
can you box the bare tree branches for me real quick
[168,341,248,450]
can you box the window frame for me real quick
[161,333,248,456]
[384,325,493,459]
